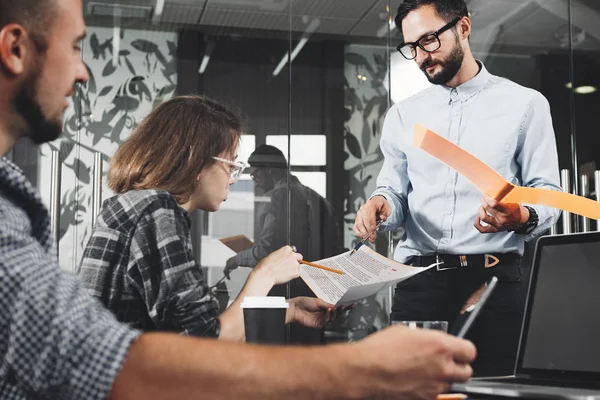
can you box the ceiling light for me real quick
[199,40,215,74]
[199,55,210,74]
[112,24,120,67]
[565,82,572,89]
[152,0,165,23]
[574,86,597,94]
[376,16,396,38]
[272,53,290,77]
[290,37,309,61]
[272,18,320,76]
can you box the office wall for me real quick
[37,27,177,271]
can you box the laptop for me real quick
[452,232,600,399]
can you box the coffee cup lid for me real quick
[241,296,289,309]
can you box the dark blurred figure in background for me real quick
[225,145,342,344]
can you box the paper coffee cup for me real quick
[241,296,289,344]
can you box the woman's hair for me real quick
[108,95,243,204]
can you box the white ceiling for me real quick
[84,0,600,51]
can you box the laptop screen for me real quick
[517,233,600,379]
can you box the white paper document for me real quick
[299,246,437,305]
[200,236,237,268]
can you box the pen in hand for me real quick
[350,219,382,256]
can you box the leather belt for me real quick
[409,253,521,271]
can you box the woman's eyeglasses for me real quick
[212,157,249,183]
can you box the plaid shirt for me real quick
[0,157,140,400]
[78,189,220,337]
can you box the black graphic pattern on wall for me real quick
[39,28,177,269]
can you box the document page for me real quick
[201,236,237,268]
[299,246,436,305]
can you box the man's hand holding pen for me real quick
[353,195,391,245]
[350,219,383,255]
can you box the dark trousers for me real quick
[391,256,526,377]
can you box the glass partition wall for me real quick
[9,0,598,342]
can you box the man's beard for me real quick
[14,64,63,145]
[420,37,464,85]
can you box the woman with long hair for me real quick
[78,95,333,340]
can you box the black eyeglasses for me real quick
[396,17,462,60]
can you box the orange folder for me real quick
[219,235,255,253]
[413,123,600,220]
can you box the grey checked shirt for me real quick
[78,189,220,337]
[373,62,562,262]
[0,157,140,400]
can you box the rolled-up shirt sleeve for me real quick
[371,106,410,231]
[0,219,140,400]
[515,93,562,240]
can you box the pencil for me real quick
[436,394,467,400]
[300,260,344,275]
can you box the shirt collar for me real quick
[0,156,53,250]
[439,60,491,101]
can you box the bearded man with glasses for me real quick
[354,0,561,376]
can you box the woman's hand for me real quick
[286,297,338,328]
[253,245,302,286]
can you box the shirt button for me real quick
[441,239,448,244]
[446,210,453,215]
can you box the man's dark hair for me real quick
[395,0,468,30]
[0,0,58,52]
[248,144,288,169]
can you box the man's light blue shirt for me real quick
[372,62,561,263]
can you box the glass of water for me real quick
[391,320,449,332]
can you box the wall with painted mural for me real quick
[326,44,390,340]
[333,45,431,339]
[343,47,431,253]
[343,44,388,252]
[38,27,177,271]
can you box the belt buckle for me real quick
[485,254,500,268]
[436,255,457,271]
